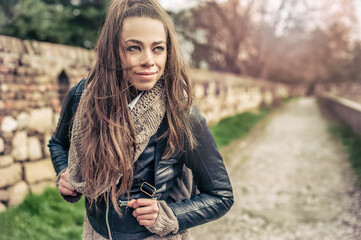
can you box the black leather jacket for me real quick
[48,79,234,239]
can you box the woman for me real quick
[48,0,233,239]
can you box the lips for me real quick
[135,72,157,80]
[136,72,157,75]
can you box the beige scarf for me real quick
[67,79,166,199]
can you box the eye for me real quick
[153,46,165,53]
[126,46,141,52]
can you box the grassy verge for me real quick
[328,123,361,184]
[0,107,271,240]
[0,188,85,240]
[210,108,270,148]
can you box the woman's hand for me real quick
[58,168,77,196]
[127,199,159,226]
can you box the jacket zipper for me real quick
[105,192,113,240]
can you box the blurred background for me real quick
[1,0,361,239]
[1,0,360,89]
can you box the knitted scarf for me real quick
[67,79,166,199]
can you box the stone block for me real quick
[263,91,273,106]
[34,75,51,84]
[22,45,35,59]
[14,100,29,110]
[4,100,15,110]
[6,92,15,100]
[194,84,205,98]
[8,181,29,207]
[27,137,43,161]
[28,108,53,133]
[276,86,289,98]
[0,137,4,153]
[0,190,9,201]
[2,132,13,144]
[0,100,4,110]
[24,158,56,184]
[53,113,60,129]
[4,74,15,83]
[11,131,28,161]
[38,85,46,92]
[0,163,22,188]
[29,181,56,194]
[16,66,27,75]
[51,98,61,113]
[0,65,11,74]
[0,155,14,167]
[0,83,9,92]
[16,112,30,130]
[27,84,38,92]
[32,92,42,102]
[1,116,18,133]
[43,132,52,157]
[0,202,6,212]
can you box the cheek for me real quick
[122,55,135,69]
[120,50,138,69]
[159,54,167,70]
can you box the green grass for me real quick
[282,96,297,104]
[0,108,271,240]
[210,108,270,148]
[329,123,361,184]
[0,188,85,240]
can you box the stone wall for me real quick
[0,35,94,211]
[191,69,289,124]
[315,81,361,104]
[0,35,289,211]
[319,93,361,136]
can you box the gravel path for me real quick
[191,98,361,240]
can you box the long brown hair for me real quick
[80,0,196,215]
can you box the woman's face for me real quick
[120,17,167,91]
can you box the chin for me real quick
[133,82,158,91]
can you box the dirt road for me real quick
[191,98,361,240]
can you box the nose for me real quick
[141,50,155,67]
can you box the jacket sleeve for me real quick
[48,84,78,175]
[167,106,234,231]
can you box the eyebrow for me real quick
[124,39,166,45]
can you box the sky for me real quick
[158,0,199,11]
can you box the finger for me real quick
[127,199,136,208]
[62,180,75,190]
[58,182,77,196]
[59,170,75,191]
[136,213,158,221]
[61,169,70,179]
[138,219,156,226]
[58,185,77,196]
[133,205,158,216]
[59,189,76,196]
[59,179,76,192]
[132,198,157,208]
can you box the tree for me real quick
[347,41,361,81]
[173,0,359,85]
[174,0,255,74]
[0,0,109,48]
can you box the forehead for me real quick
[121,17,166,42]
